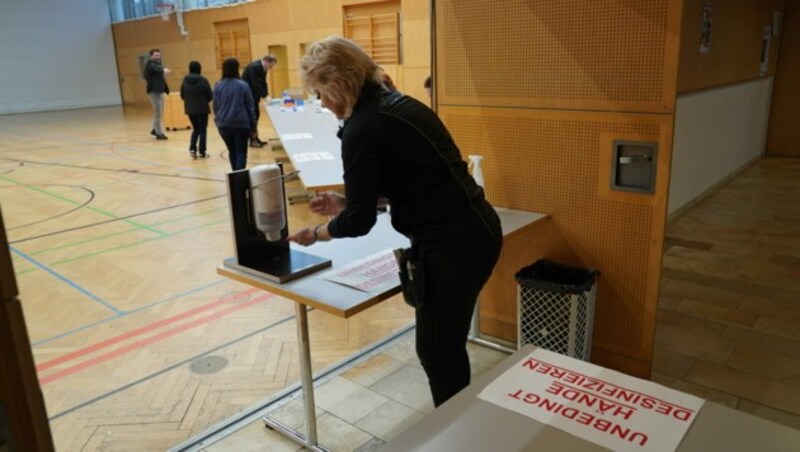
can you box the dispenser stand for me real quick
[225,167,331,283]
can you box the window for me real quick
[107,0,250,23]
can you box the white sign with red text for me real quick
[477,348,704,451]
[322,249,399,294]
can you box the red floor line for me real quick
[39,292,276,386]
[36,287,261,372]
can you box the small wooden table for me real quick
[218,208,546,450]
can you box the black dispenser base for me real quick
[223,250,331,284]
[226,168,331,284]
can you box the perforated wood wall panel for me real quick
[434,0,682,377]
[435,0,681,113]
[443,107,673,373]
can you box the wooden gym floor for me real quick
[1,106,798,451]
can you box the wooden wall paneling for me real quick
[435,0,681,113]
[402,0,430,20]
[401,17,431,67]
[677,0,784,93]
[441,106,673,376]
[767,0,800,156]
[268,45,290,97]
[111,1,429,106]
[434,0,682,378]
[247,0,292,33]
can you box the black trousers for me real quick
[217,127,250,171]
[252,97,262,138]
[187,113,208,153]
[415,208,502,406]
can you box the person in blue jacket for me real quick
[213,58,255,171]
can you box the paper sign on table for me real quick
[478,348,705,451]
[293,151,335,162]
[281,133,314,141]
[322,249,399,294]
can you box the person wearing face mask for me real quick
[287,35,502,407]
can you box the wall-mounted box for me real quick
[611,140,658,194]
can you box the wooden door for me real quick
[767,0,800,156]
[267,45,289,98]
[214,19,251,71]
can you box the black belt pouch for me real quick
[394,247,425,309]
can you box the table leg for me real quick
[295,302,318,445]
[262,303,328,451]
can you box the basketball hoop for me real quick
[156,2,174,21]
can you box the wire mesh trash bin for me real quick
[516,260,599,361]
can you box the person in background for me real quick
[213,58,255,171]
[287,36,502,407]
[424,75,432,98]
[143,48,171,140]
[180,61,213,159]
[381,72,398,92]
[241,54,278,148]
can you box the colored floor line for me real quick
[48,311,300,421]
[27,205,228,257]
[36,287,260,371]
[0,156,223,182]
[10,194,226,245]
[39,292,275,386]
[10,245,122,315]
[0,173,167,237]
[31,279,227,347]
[47,218,228,267]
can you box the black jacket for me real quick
[144,59,169,95]
[328,81,499,247]
[241,60,268,99]
[180,74,213,114]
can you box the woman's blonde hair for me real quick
[300,35,383,118]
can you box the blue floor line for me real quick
[31,279,227,347]
[11,245,123,315]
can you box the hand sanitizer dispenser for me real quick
[249,164,286,241]
[224,164,331,283]
[468,154,485,188]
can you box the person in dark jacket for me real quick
[287,36,502,407]
[143,48,170,140]
[213,58,255,171]
[180,61,213,159]
[240,55,277,147]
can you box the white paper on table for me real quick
[322,249,399,294]
[281,133,314,141]
[477,348,705,451]
[293,152,335,162]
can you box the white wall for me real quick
[0,0,121,114]
[668,78,773,215]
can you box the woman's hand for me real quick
[287,223,329,246]
[309,192,345,216]
[287,227,317,246]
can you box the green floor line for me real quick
[27,206,228,257]
[48,218,229,266]
[0,174,168,237]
